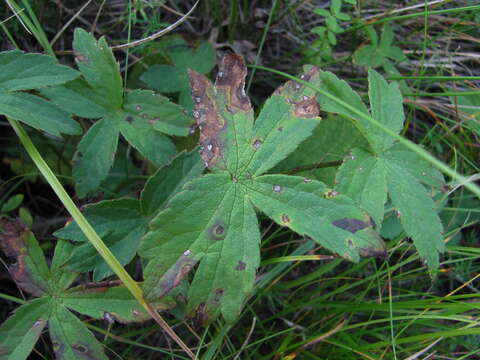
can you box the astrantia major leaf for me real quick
[139,54,385,324]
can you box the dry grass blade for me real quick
[111,0,200,51]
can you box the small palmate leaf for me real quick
[43,29,193,197]
[0,297,50,360]
[49,303,108,360]
[333,70,445,269]
[139,53,384,324]
[0,218,51,296]
[54,198,147,281]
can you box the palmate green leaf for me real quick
[41,29,193,197]
[0,297,51,360]
[332,69,445,270]
[0,218,162,360]
[54,198,147,281]
[139,54,384,324]
[354,25,406,69]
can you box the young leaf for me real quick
[330,69,445,270]
[139,53,384,324]
[354,25,406,70]
[140,37,216,110]
[0,51,81,136]
[41,29,193,197]
[54,198,147,281]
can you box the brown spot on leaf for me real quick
[281,214,291,224]
[277,126,284,132]
[157,255,199,297]
[215,53,251,112]
[125,116,134,123]
[213,288,224,303]
[323,189,339,198]
[189,70,224,169]
[294,97,320,118]
[235,261,246,271]
[252,138,263,149]
[274,66,319,99]
[332,218,370,233]
[209,221,226,240]
[0,218,47,296]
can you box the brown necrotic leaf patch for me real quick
[189,70,224,169]
[294,97,320,118]
[156,254,199,298]
[0,218,47,296]
[274,66,319,100]
[215,53,251,112]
